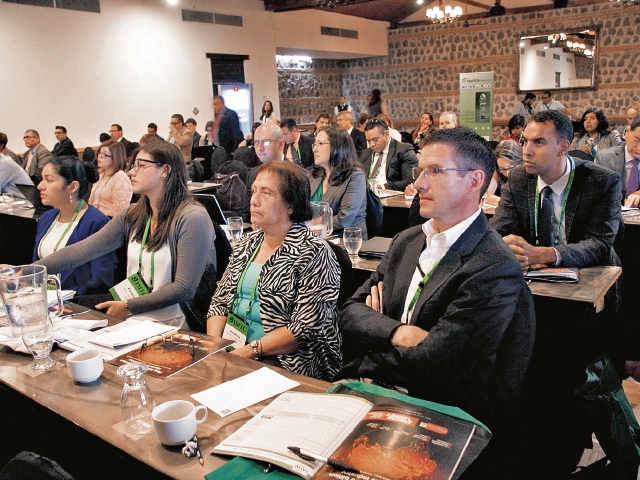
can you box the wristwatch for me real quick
[250,340,260,361]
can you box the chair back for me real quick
[326,241,356,308]
[365,186,383,238]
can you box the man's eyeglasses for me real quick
[132,158,164,172]
[420,166,476,177]
[254,139,275,148]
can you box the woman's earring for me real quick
[69,194,73,204]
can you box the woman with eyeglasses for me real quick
[35,142,214,328]
[484,139,523,207]
[308,126,368,238]
[570,107,622,157]
[34,156,115,295]
[89,140,132,217]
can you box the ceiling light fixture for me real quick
[426,0,463,23]
[609,0,640,5]
[314,0,353,7]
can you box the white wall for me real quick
[1,0,388,150]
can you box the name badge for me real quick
[109,272,151,301]
[223,312,249,351]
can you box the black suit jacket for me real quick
[491,158,622,268]
[283,133,314,168]
[217,108,244,157]
[338,214,535,428]
[349,128,367,158]
[359,138,418,191]
[119,137,138,159]
[51,137,78,157]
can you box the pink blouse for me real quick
[89,170,132,217]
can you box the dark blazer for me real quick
[217,108,244,157]
[51,137,78,157]
[595,143,629,200]
[359,138,418,191]
[284,133,314,169]
[338,213,536,428]
[307,168,368,238]
[349,128,367,158]
[192,131,202,149]
[21,144,53,184]
[491,158,622,268]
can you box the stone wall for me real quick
[278,2,640,139]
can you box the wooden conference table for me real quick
[0,305,330,480]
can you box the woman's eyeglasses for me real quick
[132,159,164,172]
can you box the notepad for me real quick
[86,320,176,349]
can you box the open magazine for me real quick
[212,391,476,480]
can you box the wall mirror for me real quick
[517,28,598,92]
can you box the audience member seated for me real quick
[34,156,114,295]
[411,112,435,152]
[491,109,622,270]
[0,152,33,201]
[307,113,331,144]
[570,107,622,157]
[147,122,165,142]
[185,118,201,148]
[307,126,368,238]
[367,88,389,117]
[438,112,458,129]
[89,140,132,217]
[501,115,525,143]
[0,132,21,165]
[35,142,214,328]
[109,124,137,159]
[335,110,366,157]
[337,128,535,477]
[51,126,78,157]
[360,117,418,191]
[618,105,638,140]
[166,114,193,162]
[200,121,215,146]
[376,113,401,142]
[259,100,278,124]
[281,118,314,168]
[595,114,640,207]
[139,133,163,148]
[207,161,341,381]
[357,113,372,133]
[21,129,53,185]
[484,139,523,207]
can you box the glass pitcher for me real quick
[0,265,63,338]
[307,202,333,238]
[117,362,156,435]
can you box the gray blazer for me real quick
[307,168,368,238]
[21,144,53,182]
[595,143,628,199]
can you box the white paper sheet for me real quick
[191,367,300,417]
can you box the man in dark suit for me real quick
[212,95,244,158]
[360,117,417,191]
[109,124,137,158]
[186,118,201,148]
[51,126,78,157]
[21,129,53,185]
[339,128,535,477]
[595,114,640,207]
[281,118,314,168]
[491,109,622,270]
[336,110,366,157]
[307,113,330,144]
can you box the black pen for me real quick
[287,446,360,474]
[193,435,204,466]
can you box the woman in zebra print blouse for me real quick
[207,161,342,381]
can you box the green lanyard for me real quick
[37,200,85,259]
[231,239,263,319]
[404,258,441,321]
[533,156,575,246]
[138,216,155,291]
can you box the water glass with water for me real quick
[343,227,363,263]
[21,317,55,371]
[227,217,244,245]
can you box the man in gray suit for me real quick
[596,114,640,207]
[21,129,53,185]
[339,129,535,476]
[360,117,417,191]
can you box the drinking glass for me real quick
[343,227,363,263]
[117,362,156,435]
[307,202,333,238]
[21,317,55,371]
[227,217,244,245]
[2,193,14,213]
[0,265,63,338]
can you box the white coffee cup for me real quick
[66,349,104,383]
[152,400,208,446]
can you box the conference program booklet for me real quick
[524,267,579,283]
[212,391,476,480]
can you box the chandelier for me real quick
[426,0,463,23]
[314,0,353,7]
[609,0,640,5]
[567,41,595,58]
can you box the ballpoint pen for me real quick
[194,435,204,466]
[287,446,359,474]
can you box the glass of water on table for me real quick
[343,227,363,264]
[227,217,244,246]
